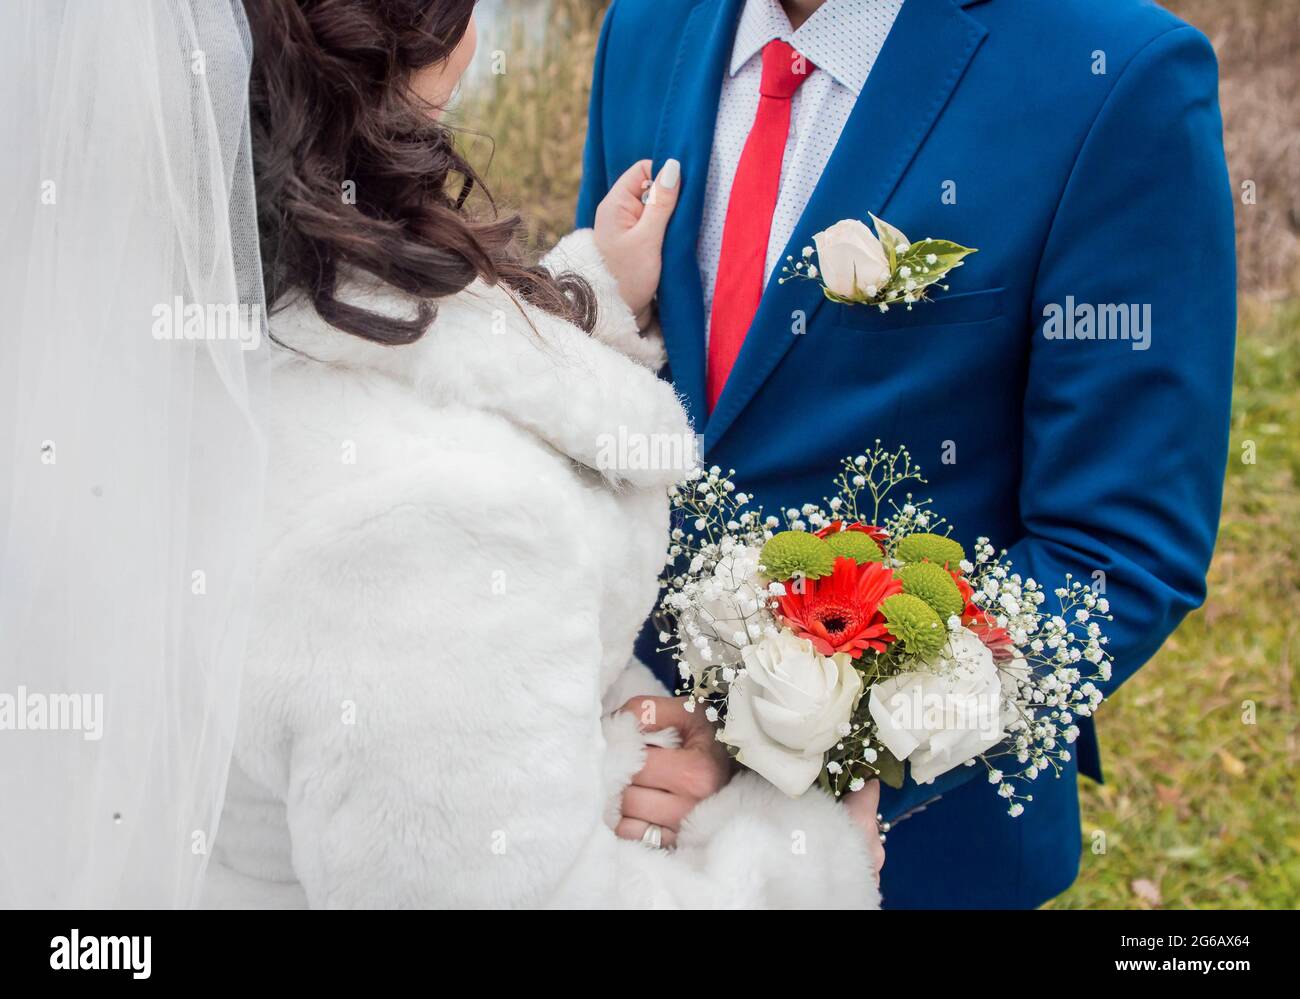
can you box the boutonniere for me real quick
[781,214,976,311]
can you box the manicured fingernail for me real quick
[658,158,681,190]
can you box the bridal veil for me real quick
[0,0,268,906]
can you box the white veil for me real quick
[0,0,268,907]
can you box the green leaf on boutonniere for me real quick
[869,212,910,273]
[898,238,978,287]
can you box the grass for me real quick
[456,0,603,250]
[465,0,1300,909]
[460,0,605,249]
[1049,297,1300,909]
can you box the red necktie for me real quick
[706,39,815,412]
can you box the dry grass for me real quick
[1170,0,1300,294]
[456,0,604,250]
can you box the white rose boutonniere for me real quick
[783,213,976,312]
[810,219,892,301]
[867,627,1011,785]
[720,631,863,796]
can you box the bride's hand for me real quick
[593,158,681,328]
[613,694,730,849]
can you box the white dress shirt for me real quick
[697,0,904,342]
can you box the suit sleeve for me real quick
[886,26,1235,814]
[1013,25,1234,691]
[575,0,619,229]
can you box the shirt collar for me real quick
[728,0,900,97]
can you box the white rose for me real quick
[720,631,863,796]
[867,627,1011,785]
[678,546,767,680]
[812,219,891,301]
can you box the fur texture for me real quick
[204,231,878,909]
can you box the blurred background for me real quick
[459,0,1300,908]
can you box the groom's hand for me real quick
[845,780,887,880]
[593,158,681,328]
[613,695,731,848]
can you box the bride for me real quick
[0,0,879,908]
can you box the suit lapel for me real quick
[704,0,988,449]
[652,0,745,431]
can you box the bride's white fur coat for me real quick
[204,232,879,909]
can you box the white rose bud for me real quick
[812,219,891,302]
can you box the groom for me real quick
[577,0,1235,907]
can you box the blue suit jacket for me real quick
[577,0,1235,908]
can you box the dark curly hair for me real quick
[245,0,596,344]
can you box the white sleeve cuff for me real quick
[543,230,667,371]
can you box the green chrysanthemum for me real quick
[824,530,884,564]
[882,593,947,659]
[896,532,965,568]
[759,530,835,580]
[898,561,965,620]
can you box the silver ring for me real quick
[640,823,664,849]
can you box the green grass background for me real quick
[1051,297,1300,909]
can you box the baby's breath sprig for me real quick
[960,541,1114,812]
[659,466,781,701]
[664,465,766,566]
[826,441,927,526]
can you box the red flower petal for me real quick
[775,557,902,657]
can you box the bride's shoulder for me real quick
[266,265,692,495]
[261,337,574,544]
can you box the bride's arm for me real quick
[541,229,666,370]
[251,463,876,908]
[542,158,681,369]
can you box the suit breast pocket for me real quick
[831,286,1006,334]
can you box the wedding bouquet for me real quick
[656,444,1111,815]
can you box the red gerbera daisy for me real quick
[814,520,889,556]
[776,556,903,658]
[950,569,1017,662]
